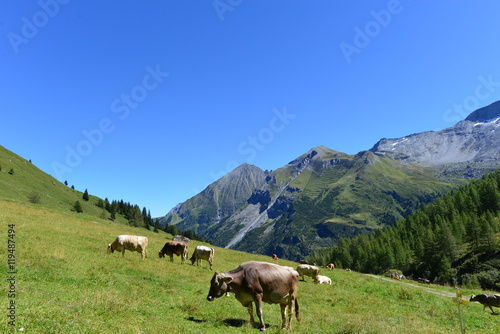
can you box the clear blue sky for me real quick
[1,1,500,217]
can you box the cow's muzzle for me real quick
[207,296,215,302]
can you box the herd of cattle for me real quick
[106,234,500,331]
[106,234,333,331]
[107,235,214,268]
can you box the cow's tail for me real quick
[295,297,301,322]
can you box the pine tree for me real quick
[478,215,497,252]
[82,189,89,201]
[73,201,83,213]
[128,205,143,227]
[110,206,116,221]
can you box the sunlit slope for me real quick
[0,145,109,218]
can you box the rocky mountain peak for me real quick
[464,100,500,123]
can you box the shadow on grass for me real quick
[223,319,271,329]
[186,316,207,323]
[186,316,271,329]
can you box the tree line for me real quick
[308,169,500,291]
[70,187,206,242]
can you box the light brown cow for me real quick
[107,235,148,260]
[189,245,214,270]
[158,241,188,264]
[207,261,301,331]
[470,294,500,314]
[296,264,320,282]
[327,263,334,270]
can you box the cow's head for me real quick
[107,244,114,254]
[207,272,232,301]
[189,256,196,265]
[158,251,165,258]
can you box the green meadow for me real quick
[1,200,498,333]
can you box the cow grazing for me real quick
[107,235,148,260]
[189,245,214,270]
[296,264,320,282]
[272,254,278,260]
[327,263,334,271]
[314,275,332,285]
[207,261,301,331]
[158,241,188,264]
[470,294,500,314]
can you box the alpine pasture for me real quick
[0,200,498,333]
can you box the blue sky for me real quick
[1,1,500,217]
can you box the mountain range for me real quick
[159,101,500,261]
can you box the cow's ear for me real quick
[223,276,233,284]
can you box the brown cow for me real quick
[327,263,334,270]
[158,241,188,264]
[207,261,301,331]
[107,235,148,260]
[272,254,278,260]
[470,294,500,314]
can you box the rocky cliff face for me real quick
[158,163,268,235]
[370,101,500,178]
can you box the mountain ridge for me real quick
[160,101,500,260]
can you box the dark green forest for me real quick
[308,169,500,291]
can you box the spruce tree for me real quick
[73,201,83,213]
[128,205,143,227]
[82,189,89,201]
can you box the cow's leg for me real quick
[254,295,266,331]
[169,255,174,262]
[280,303,287,329]
[246,303,255,328]
[286,297,294,330]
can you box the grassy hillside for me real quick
[0,145,132,225]
[1,200,498,333]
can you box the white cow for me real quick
[296,264,320,282]
[314,275,332,285]
[189,245,214,270]
[107,235,148,260]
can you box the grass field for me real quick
[1,199,499,333]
